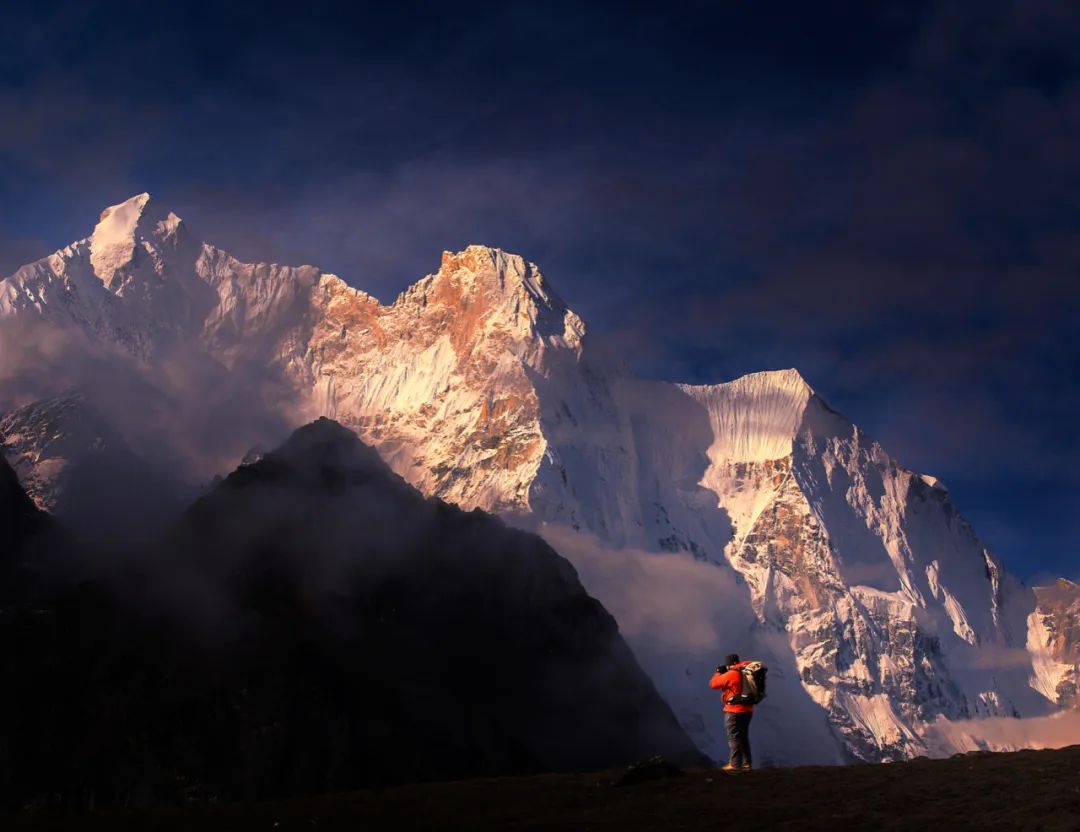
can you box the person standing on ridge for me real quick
[710,653,755,772]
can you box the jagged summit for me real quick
[0,197,593,514]
[97,191,152,220]
[1,193,583,373]
[396,244,585,355]
[89,192,186,285]
[920,473,949,492]
[438,244,526,274]
[1,193,1074,766]
[90,193,152,280]
[434,245,570,308]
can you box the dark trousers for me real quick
[725,711,753,768]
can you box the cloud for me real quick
[925,710,1080,756]
[538,524,848,766]
[0,318,299,485]
[962,645,1040,671]
[541,524,751,655]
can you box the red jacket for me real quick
[709,661,754,714]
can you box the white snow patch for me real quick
[90,193,151,283]
[680,369,813,463]
[1026,609,1071,703]
[836,692,919,748]
[920,474,948,492]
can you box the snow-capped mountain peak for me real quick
[1,195,1074,767]
[401,244,585,356]
[435,245,569,311]
[0,192,211,356]
[89,192,182,285]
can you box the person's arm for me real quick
[713,668,741,700]
[709,665,728,689]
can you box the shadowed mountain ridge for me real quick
[0,418,701,809]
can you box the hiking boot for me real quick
[720,764,743,773]
[739,764,753,772]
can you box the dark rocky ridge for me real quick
[0,419,701,809]
[0,453,68,601]
[0,454,48,551]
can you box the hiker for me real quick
[709,653,760,772]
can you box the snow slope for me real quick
[0,193,1071,763]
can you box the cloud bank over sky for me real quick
[1,0,1078,579]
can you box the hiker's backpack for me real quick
[729,661,767,705]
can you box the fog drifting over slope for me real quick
[539,524,848,765]
[0,318,301,483]
[926,711,1080,756]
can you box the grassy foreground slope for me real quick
[9,745,1080,831]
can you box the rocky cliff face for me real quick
[1029,579,1080,708]
[0,193,1072,763]
[679,373,1050,759]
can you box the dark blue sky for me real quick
[2,1,1078,581]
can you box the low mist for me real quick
[926,711,1080,756]
[0,319,301,479]
[539,524,848,766]
[0,317,305,549]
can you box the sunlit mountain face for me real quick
[1,194,1076,770]
[1,3,1079,824]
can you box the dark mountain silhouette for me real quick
[0,419,701,809]
[0,454,47,551]
[0,453,69,602]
